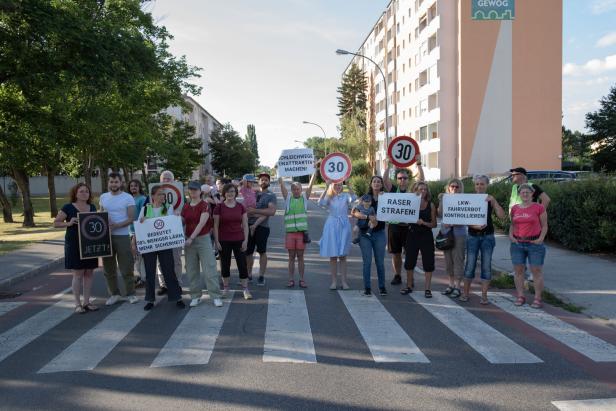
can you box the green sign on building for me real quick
[472,0,515,20]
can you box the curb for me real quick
[0,256,65,290]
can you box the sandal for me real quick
[514,296,526,306]
[83,303,99,312]
[480,296,490,305]
[441,286,454,295]
[400,287,413,295]
[458,295,469,302]
[74,305,86,314]
[424,290,432,299]
[530,299,543,309]
[287,280,295,288]
[450,288,461,298]
[299,280,307,288]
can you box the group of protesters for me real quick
[55,160,550,314]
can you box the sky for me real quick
[149,0,616,167]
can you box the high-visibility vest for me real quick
[284,194,308,233]
[144,203,168,219]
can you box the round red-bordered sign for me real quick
[160,183,183,210]
[320,152,352,183]
[387,136,421,168]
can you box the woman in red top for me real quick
[213,183,251,300]
[182,181,223,308]
[509,183,548,308]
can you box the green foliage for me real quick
[337,64,367,127]
[348,176,369,197]
[351,159,371,178]
[338,111,368,160]
[562,125,592,169]
[490,274,515,289]
[586,85,616,171]
[426,181,446,206]
[154,117,204,181]
[245,124,259,170]
[209,123,256,178]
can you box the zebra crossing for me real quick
[1,290,615,374]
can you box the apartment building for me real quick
[345,0,562,180]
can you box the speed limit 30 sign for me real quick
[387,136,420,168]
[149,182,185,211]
[320,152,352,183]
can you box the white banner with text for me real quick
[134,215,185,253]
[441,194,488,225]
[376,193,421,224]
[277,148,315,177]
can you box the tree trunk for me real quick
[11,168,35,227]
[83,153,93,190]
[0,184,14,223]
[101,167,109,194]
[45,166,58,218]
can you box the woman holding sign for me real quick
[54,183,98,314]
[138,186,185,311]
[318,180,356,290]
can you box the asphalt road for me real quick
[1,183,615,410]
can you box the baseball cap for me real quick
[360,194,373,202]
[242,174,257,182]
[509,167,527,175]
[257,173,271,180]
[187,181,201,190]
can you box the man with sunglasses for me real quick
[383,159,424,285]
[508,167,551,212]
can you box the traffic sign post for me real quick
[387,136,420,168]
[320,152,352,183]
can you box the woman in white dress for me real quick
[318,180,356,290]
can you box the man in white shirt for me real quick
[99,173,138,305]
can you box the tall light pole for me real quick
[302,120,329,155]
[336,48,389,174]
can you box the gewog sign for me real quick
[472,0,515,20]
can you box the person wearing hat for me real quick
[245,173,278,286]
[182,181,223,308]
[508,167,551,212]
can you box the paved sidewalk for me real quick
[0,240,64,290]
[492,233,616,324]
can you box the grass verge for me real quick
[528,284,585,314]
[490,273,515,289]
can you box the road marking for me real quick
[263,290,316,363]
[411,293,542,363]
[51,287,72,300]
[39,302,150,373]
[488,292,616,362]
[552,398,616,410]
[338,291,429,363]
[151,292,234,368]
[0,302,26,317]
[0,300,74,363]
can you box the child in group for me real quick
[352,194,377,244]
[239,174,266,236]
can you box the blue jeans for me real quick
[464,234,495,280]
[510,241,546,266]
[359,229,386,290]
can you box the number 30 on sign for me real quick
[387,136,420,168]
[320,152,352,183]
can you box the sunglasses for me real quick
[449,185,460,189]
[397,177,408,180]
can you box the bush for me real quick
[348,176,369,197]
[352,159,371,178]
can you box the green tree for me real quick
[153,115,204,181]
[245,124,259,170]
[586,85,616,171]
[209,123,256,178]
[562,125,592,170]
[337,64,367,127]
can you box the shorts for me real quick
[285,232,306,250]
[510,242,546,267]
[387,224,408,254]
[247,225,270,255]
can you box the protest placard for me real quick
[148,182,185,211]
[277,148,315,177]
[376,193,421,224]
[320,152,352,183]
[78,212,113,259]
[441,194,488,225]
[134,215,185,253]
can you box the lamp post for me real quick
[336,48,389,174]
[302,120,329,155]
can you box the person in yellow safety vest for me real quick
[278,170,317,288]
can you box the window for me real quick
[403,63,406,73]
[428,152,439,168]
[428,122,438,139]
[403,86,406,96]
[428,33,438,53]
[419,69,428,87]
[428,92,438,110]
[419,98,428,115]
[419,126,428,141]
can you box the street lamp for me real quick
[302,120,330,155]
[336,48,389,173]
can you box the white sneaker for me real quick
[128,295,139,304]
[190,298,201,307]
[243,289,252,300]
[106,295,120,306]
[213,298,223,307]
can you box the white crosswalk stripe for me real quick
[552,398,616,410]
[411,293,542,363]
[338,291,429,363]
[0,300,74,363]
[0,302,26,317]
[488,292,616,362]
[39,302,151,373]
[151,293,234,368]
[263,290,316,363]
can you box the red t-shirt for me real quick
[511,203,545,239]
[182,200,212,238]
[213,202,246,242]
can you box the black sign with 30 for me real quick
[78,212,113,259]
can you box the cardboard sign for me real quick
[441,194,488,225]
[376,193,421,224]
[320,152,352,183]
[134,215,185,253]
[387,136,420,168]
[78,212,113,259]
[277,148,315,177]
[148,182,184,211]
